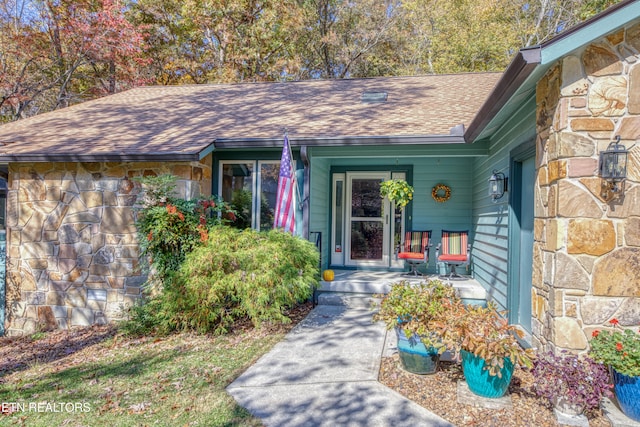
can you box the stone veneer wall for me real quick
[4,156,212,336]
[533,24,640,353]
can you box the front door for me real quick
[344,172,391,267]
[508,146,535,335]
[516,156,535,332]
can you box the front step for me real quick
[313,271,488,308]
[314,291,381,309]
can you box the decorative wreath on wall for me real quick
[431,183,451,203]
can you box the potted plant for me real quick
[589,318,640,421]
[380,179,414,210]
[532,351,612,417]
[373,279,464,374]
[440,302,535,398]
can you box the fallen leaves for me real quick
[0,325,117,377]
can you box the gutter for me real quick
[464,47,541,144]
[214,134,466,149]
[463,0,639,144]
[0,142,217,163]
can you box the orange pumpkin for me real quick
[323,270,335,281]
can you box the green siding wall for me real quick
[471,96,537,311]
[309,157,331,269]
[309,150,475,273]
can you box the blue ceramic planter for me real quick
[461,350,514,398]
[395,328,440,375]
[612,369,640,422]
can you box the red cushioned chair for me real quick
[436,230,471,280]
[397,230,432,276]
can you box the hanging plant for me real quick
[380,179,414,210]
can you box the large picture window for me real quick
[220,160,288,230]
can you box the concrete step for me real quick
[314,291,381,309]
[315,271,488,307]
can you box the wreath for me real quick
[431,183,451,203]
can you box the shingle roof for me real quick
[0,73,501,161]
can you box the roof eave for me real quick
[0,152,203,163]
[464,48,541,144]
[464,0,640,143]
[0,142,216,163]
[214,134,467,149]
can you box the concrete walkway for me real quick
[226,304,454,427]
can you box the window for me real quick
[220,160,289,230]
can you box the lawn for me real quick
[0,303,312,427]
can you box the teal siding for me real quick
[309,149,475,273]
[471,96,536,311]
[309,156,331,269]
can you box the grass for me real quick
[0,313,309,427]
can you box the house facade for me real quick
[0,1,638,356]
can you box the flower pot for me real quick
[612,369,640,422]
[395,328,439,375]
[460,349,514,398]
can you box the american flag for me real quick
[274,135,296,233]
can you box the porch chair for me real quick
[397,230,432,276]
[436,230,471,280]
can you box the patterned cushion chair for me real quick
[436,230,471,280]
[397,230,432,276]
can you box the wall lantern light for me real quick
[599,135,629,195]
[488,170,507,201]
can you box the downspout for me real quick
[300,146,310,239]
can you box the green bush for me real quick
[125,226,319,335]
[134,174,236,280]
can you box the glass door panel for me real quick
[350,221,384,260]
[221,162,254,229]
[259,162,280,230]
[345,172,390,267]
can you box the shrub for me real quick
[128,226,319,335]
[134,174,236,280]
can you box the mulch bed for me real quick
[379,355,612,427]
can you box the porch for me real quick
[314,270,487,308]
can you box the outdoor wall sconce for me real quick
[599,135,629,196]
[488,171,507,201]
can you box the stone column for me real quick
[533,26,640,353]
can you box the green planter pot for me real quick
[461,350,514,398]
[395,328,440,375]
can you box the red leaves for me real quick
[166,203,185,220]
[1,0,151,121]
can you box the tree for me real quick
[0,0,149,121]
[296,0,404,79]
[129,0,305,84]
[1,0,626,121]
